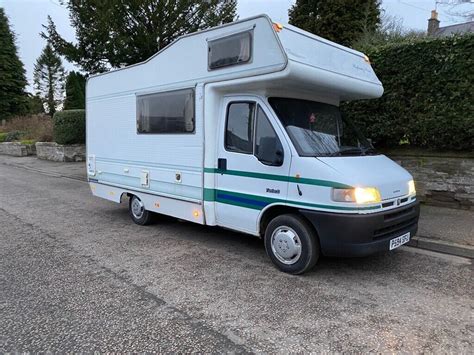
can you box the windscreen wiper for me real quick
[338,147,364,156]
[362,147,378,155]
[321,147,377,157]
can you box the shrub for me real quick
[3,114,53,142]
[0,132,7,142]
[53,109,85,145]
[343,34,474,151]
[5,130,22,142]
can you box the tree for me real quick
[64,71,86,110]
[437,0,474,21]
[288,0,382,46]
[0,7,28,120]
[26,94,45,114]
[42,0,237,74]
[352,13,425,53]
[33,43,66,115]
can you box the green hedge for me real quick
[53,109,85,145]
[343,34,474,151]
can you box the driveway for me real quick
[0,162,472,352]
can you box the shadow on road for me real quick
[103,203,412,277]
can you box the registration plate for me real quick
[389,232,410,250]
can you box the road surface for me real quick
[0,162,472,352]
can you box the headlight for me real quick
[408,180,416,195]
[332,187,381,204]
[354,187,381,204]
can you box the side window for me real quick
[225,102,255,154]
[137,88,194,134]
[208,31,252,70]
[255,107,284,166]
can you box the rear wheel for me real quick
[264,214,319,274]
[129,195,154,225]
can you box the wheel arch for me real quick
[258,203,317,237]
[121,192,133,203]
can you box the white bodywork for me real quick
[87,15,414,236]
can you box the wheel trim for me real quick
[131,197,145,219]
[270,226,302,265]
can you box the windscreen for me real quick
[268,97,377,157]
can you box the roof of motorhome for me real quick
[88,15,284,79]
[87,14,383,101]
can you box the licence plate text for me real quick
[389,232,410,250]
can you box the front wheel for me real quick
[129,195,154,225]
[264,214,319,274]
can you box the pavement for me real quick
[411,205,474,258]
[0,156,473,352]
[1,155,473,258]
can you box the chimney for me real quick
[427,10,440,36]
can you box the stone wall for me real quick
[0,142,36,157]
[36,142,85,162]
[390,153,474,210]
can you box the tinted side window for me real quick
[225,102,255,154]
[137,88,194,134]
[255,107,283,166]
[209,31,252,70]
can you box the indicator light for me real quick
[273,23,283,32]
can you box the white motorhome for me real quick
[86,15,420,274]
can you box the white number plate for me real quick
[389,232,410,250]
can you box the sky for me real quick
[1,0,472,93]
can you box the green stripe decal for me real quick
[204,168,352,189]
[204,188,380,212]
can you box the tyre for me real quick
[129,195,154,225]
[264,214,319,274]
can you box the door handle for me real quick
[218,158,227,171]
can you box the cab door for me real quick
[215,96,291,234]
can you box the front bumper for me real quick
[300,202,420,257]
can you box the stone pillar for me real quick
[428,10,440,36]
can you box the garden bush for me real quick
[343,34,474,151]
[53,109,85,145]
[2,114,53,142]
[0,132,7,142]
[4,130,22,142]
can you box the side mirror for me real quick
[256,137,284,166]
[274,149,284,165]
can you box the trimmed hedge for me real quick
[53,109,85,145]
[343,34,474,151]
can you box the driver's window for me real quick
[225,102,255,154]
[255,107,284,166]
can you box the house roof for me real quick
[435,21,474,36]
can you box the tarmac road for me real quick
[0,163,472,353]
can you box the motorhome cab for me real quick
[86,15,420,274]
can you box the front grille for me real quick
[384,206,415,222]
[373,217,418,240]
